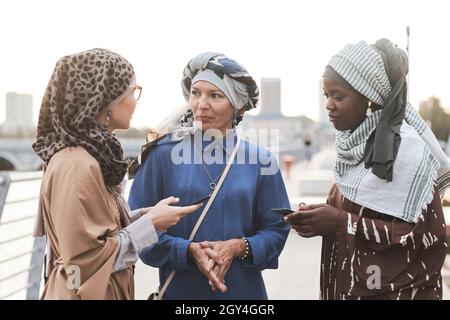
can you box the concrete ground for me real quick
[131,166,450,300]
[134,230,450,300]
[134,230,321,300]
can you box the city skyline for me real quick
[1,0,450,128]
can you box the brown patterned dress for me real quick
[321,184,447,300]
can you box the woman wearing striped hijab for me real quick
[286,39,450,299]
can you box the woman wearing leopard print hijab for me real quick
[32,48,201,299]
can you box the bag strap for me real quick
[156,138,241,300]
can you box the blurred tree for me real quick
[419,96,450,143]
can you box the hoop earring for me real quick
[104,110,112,128]
[366,101,373,116]
[232,112,243,128]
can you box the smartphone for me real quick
[271,208,294,217]
[186,194,212,206]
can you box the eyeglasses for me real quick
[134,85,142,101]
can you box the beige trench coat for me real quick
[39,147,134,299]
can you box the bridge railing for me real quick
[0,171,45,300]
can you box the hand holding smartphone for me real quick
[271,208,294,217]
[186,194,212,206]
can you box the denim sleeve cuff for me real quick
[171,237,193,270]
[242,235,266,268]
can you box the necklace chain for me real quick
[194,145,226,190]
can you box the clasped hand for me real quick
[188,239,245,293]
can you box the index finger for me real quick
[286,211,315,224]
[297,202,306,210]
[208,270,227,293]
[298,203,327,211]
[177,203,203,216]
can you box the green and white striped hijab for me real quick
[330,41,450,223]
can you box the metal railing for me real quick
[0,171,45,300]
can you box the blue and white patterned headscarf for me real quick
[327,39,409,182]
[325,39,450,222]
[181,52,259,126]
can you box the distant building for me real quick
[419,97,450,144]
[1,92,34,136]
[259,78,282,116]
[240,78,314,161]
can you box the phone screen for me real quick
[187,194,211,206]
[271,208,294,217]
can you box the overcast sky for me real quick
[1,0,449,128]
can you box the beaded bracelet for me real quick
[239,237,250,260]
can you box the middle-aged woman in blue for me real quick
[128,52,290,299]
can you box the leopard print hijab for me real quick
[32,48,135,187]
